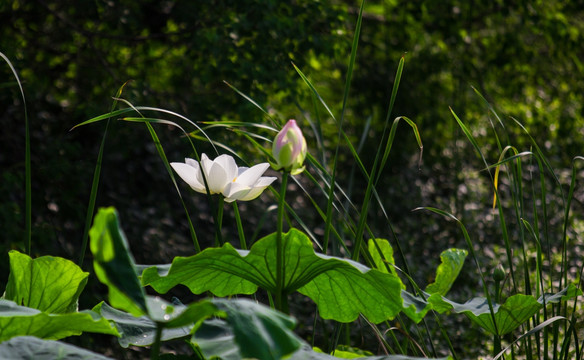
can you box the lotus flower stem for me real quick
[275,171,289,313]
[232,202,247,250]
[150,322,163,360]
[215,195,224,246]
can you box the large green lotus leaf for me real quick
[140,246,259,296]
[296,254,403,323]
[141,228,343,295]
[0,336,113,360]
[141,228,404,324]
[94,297,219,347]
[90,207,148,316]
[3,250,88,314]
[193,298,302,360]
[0,299,119,342]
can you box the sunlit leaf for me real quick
[396,247,467,323]
[89,207,148,316]
[425,248,467,296]
[367,238,399,277]
[4,250,88,313]
[296,255,403,323]
[0,299,118,342]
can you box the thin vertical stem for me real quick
[232,202,247,250]
[275,171,289,312]
[150,323,163,360]
[215,196,225,246]
[79,120,109,266]
[0,52,31,255]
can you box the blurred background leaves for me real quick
[1,2,583,355]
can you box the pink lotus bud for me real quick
[272,119,307,175]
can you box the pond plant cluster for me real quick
[1,5,583,359]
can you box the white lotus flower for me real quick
[171,153,277,203]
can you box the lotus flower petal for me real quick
[236,163,271,187]
[223,182,252,203]
[208,162,229,194]
[172,153,276,202]
[170,161,206,193]
[237,177,277,201]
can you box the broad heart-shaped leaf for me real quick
[296,255,404,323]
[0,299,119,342]
[3,250,88,313]
[93,297,219,347]
[0,336,113,360]
[90,207,148,316]
[403,284,581,335]
[193,298,302,360]
[141,228,404,323]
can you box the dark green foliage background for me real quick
[1,0,584,356]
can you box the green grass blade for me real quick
[451,108,519,294]
[345,116,372,205]
[493,316,567,360]
[198,120,277,132]
[386,56,405,131]
[563,157,584,289]
[471,86,507,152]
[77,81,129,266]
[0,52,31,254]
[292,63,336,122]
[144,121,201,252]
[510,116,564,194]
[70,108,138,130]
[223,80,277,127]
[119,114,203,252]
[302,93,326,165]
[376,116,423,185]
[352,116,422,263]
[338,0,364,123]
[292,62,339,252]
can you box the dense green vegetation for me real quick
[1,0,584,358]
